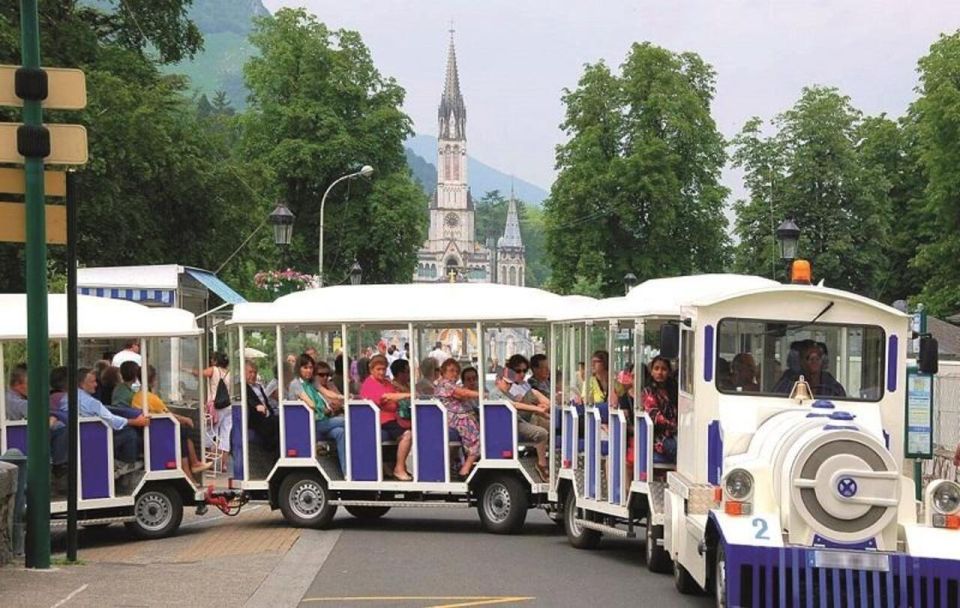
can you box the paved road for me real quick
[301,507,715,608]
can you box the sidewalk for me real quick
[0,503,334,607]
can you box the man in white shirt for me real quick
[428,342,447,366]
[111,339,142,367]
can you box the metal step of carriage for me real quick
[574,518,636,538]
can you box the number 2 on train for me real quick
[752,517,770,540]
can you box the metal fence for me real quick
[923,361,960,487]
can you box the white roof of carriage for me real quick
[0,294,200,340]
[551,274,780,320]
[230,283,582,325]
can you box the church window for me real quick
[509,267,517,286]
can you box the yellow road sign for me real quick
[0,123,88,165]
[0,65,87,110]
[0,167,66,197]
[0,201,66,245]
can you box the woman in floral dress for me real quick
[434,358,481,480]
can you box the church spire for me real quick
[439,27,466,140]
[499,185,524,249]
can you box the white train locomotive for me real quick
[551,274,957,607]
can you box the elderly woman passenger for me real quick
[360,354,413,481]
[436,359,481,480]
[416,357,439,398]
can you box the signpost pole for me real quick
[66,171,78,562]
[19,0,51,569]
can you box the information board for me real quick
[905,368,934,459]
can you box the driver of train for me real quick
[730,353,760,392]
[773,340,846,397]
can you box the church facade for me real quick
[414,33,525,285]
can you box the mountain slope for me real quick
[405,134,549,204]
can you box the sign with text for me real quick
[0,123,88,165]
[905,367,934,459]
[0,65,87,110]
[0,201,66,244]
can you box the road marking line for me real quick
[429,597,535,608]
[50,584,88,608]
[301,597,534,605]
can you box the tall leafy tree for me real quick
[910,32,960,316]
[732,87,890,297]
[240,9,426,285]
[545,43,730,296]
[0,1,258,292]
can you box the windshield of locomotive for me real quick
[715,318,886,402]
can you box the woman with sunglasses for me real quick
[288,353,346,472]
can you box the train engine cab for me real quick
[664,283,959,607]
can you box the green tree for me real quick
[732,87,890,296]
[910,32,960,316]
[240,8,427,284]
[474,190,550,287]
[544,43,730,297]
[211,89,235,116]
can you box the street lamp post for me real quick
[623,272,638,296]
[349,261,363,285]
[775,218,801,282]
[319,165,374,286]
[269,202,295,246]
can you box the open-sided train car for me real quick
[0,294,206,538]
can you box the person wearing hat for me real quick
[488,367,549,481]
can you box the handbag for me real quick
[213,377,230,409]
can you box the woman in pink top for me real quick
[360,354,413,481]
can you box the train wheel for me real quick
[713,543,728,608]
[345,506,391,520]
[278,472,336,529]
[478,475,528,534]
[125,484,183,539]
[564,490,600,549]
[674,558,702,595]
[645,522,672,573]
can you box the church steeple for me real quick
[498,184,524,249]
[439,28,466,140]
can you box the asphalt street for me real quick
[300,507,715,608]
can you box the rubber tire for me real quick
[278,472,337,529]
[125,484,183,539]
[563,490,601,549]
[674,559,702,595]
[477,475,528,534]
[645,522,672,574]
[713,543,727,608]
[345,506,391,520]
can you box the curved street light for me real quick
[319,165,374,286]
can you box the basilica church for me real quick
[413,33,526,285]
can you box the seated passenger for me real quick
[506,354,551,432]
[773,340,846,397]
[360,354,412,481]
[416,357,439,398]
[112,361,140,406]
[6,365,68,474]
[244,361,280,454]
[731,353,760,392]
[460,366,480,416]
[641,356,678,464]
[488,368,549,482]
[716,357,733,390]
[97,366,121,406]
[389,359,412,423]
[435,359,481,480]
[70,368,149,465]
[314,361,344,415]
[132,366,212,481]
[288,354,345,470]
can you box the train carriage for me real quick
[226,283,586,533]
[0,294,206,538]
[553,274,960,608]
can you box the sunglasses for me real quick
[316,372,331,378]
[513,367,528,374]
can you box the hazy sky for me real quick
[265,0,960,197]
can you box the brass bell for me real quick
[789,375,813,402]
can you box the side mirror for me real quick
[919,335,939,375]
[660,323,679,359]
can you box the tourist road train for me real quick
[1,275,957,607]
